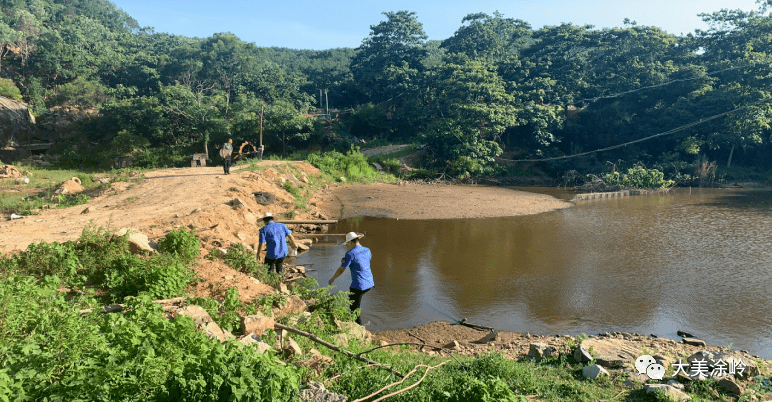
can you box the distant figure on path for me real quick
[221,139,233,174]
[329,232,373,325]
[256,212,298,274]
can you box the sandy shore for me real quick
[320,182,573,220]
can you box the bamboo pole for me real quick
[274,322,404,378]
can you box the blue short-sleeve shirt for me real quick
[258,221,291,259]
[342,245,374,290]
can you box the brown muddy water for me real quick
[296,187,772,358]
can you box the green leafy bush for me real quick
[604,166,674,188]
[104,254,194,301]
[0,279,300,401]
[0,78,22,101]
[158,227,201,263]
[307,149,379,182]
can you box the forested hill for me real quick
[2,1,772,182]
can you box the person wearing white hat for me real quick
[256,212,298,274]
[329,232,373,325]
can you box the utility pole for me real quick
[258,105,265,160]
[325,90,329,119]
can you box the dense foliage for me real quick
[2,1,772,181]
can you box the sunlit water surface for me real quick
[296,188,772,358]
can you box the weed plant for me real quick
[306,149,383,183]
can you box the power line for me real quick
[569,58,772,106]
[496,97,772,163]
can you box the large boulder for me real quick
[273,295,308,318]
[176,305,235,343]
[116,228,158,254]
[578,338,642,368]
[334,319,368,341]
[241,313,275,336]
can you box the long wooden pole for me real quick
[259,105,264,148]
[274,322,404,378]
[275,220,337,224]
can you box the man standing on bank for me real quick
[221,139,233,175]
[329,232,373,325]
[256,213,298,274]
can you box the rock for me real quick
[9,213,24,220]
[273,295,308,317]
[580,338,641,368]
[644,384,691,401]
[203,321,235,342]
[528,343,557,361]
[176,305,213,325]
[116,228,158,254]
[217,248,227,256]
[444,340,461,350]
[677,330,695,338]
[667,380,685,390]
[654,354,674,370]
[236,232,247,241]
[331,333,349,347]
[573,345,593,363]
[243,212,257,223]
[681,337,707,347]
[473,330,499,344]
[299,381,347,402]
[80,206,93,214]
[582,364,609,379]
[283,337,303,357]
[300,175,309,184]
[176,306,234,342]
[686,350,715,366]
[239,334,272,353]
[717,377,744,396]
[253,191,276,205]
[334,319,367,341]
[241,313,275,336]
[338,177,346,183]
[230,198,245,208]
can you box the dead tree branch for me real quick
[274,322,404,378]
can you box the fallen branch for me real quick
[357,342,464,367]
[274,322,404,378]
[79,297,185,314]
[352,360,450,402]
[458,317,494,331]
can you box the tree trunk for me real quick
[727,144,735,168]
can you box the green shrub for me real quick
[604,166,674,188]
[0,279,301,401]
[0,78,22,101]
[158,227,201,263]
[104,254,194,301]
[307,149,379,182]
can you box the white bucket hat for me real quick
[262,212,273,219]
[344,232,359,243]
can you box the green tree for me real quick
[350,11,428,102]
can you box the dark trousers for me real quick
[349,287,371,325]
[265,257,285,274]
[223,158,231,174]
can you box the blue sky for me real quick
[109,0,764,50]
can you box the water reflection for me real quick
[296,188,772,358]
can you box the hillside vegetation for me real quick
[2,2,772,185]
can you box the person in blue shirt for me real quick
[256,213,298,274]
[329,232,374,325]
